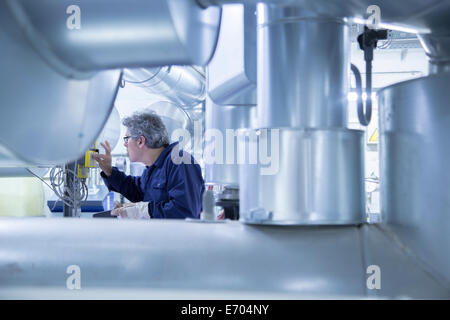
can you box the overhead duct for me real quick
[0,0,221,167]
[123,66,206,108]
[5,0,221,74]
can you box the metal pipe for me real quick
[5,0,221,75]
[0,0,220,167]
[123,66,206,108]
[0,218,448,298]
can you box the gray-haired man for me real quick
[92,110,204,219]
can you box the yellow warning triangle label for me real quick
[369,128,378,142]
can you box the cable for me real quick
[25,168,53,190]
[350,63,372,126]
[47,165,88,209]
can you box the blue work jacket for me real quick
[101,142,204,219]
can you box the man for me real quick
[92,110,204,219]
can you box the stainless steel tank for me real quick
[239,128,365,225]
[257,5,350,129]
[378,72,450,284]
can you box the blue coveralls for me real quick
[101,142,204,219]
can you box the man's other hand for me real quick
[92,141,113,176]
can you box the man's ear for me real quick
[138,136,146,148]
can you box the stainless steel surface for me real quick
[0,2,123,167]
[428,62,450,75]
[123,66,206,108]
[0,167,49,178]
[4,0,221,73]
[205,97,256,185]
[378,72,450,284]
[207,3,257,106]
[0,218,448,299]
[200,0,450,34]
[418,34,450,63]
[257,4,350,129]
[418,34,450,74]
[362,224,450,299]
[204,3,257,186]
[239,128,365,225]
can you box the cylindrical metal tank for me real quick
[238,4,364,225]
[205,97,257,186]
[239,128,365,225]
[378,72,450,284]
[257,4,350,129]
[123,66,206,108]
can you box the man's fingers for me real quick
[92,154,105,162]
[100,141,112,155]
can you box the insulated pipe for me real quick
[0,0,220,167]
[123,66,206,108]
[257,5,350,129]
[4,0,221,76]
[0,218,448,299]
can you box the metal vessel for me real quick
[378,72,450,285]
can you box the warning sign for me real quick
[369,128,378,143]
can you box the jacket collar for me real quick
[152,142,179,168]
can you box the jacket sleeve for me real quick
[149,163,204,219]
[101,167,144,203]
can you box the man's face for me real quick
[124,130,139,162]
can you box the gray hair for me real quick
[122,110,170,148]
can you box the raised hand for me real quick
[92,141,113,176]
